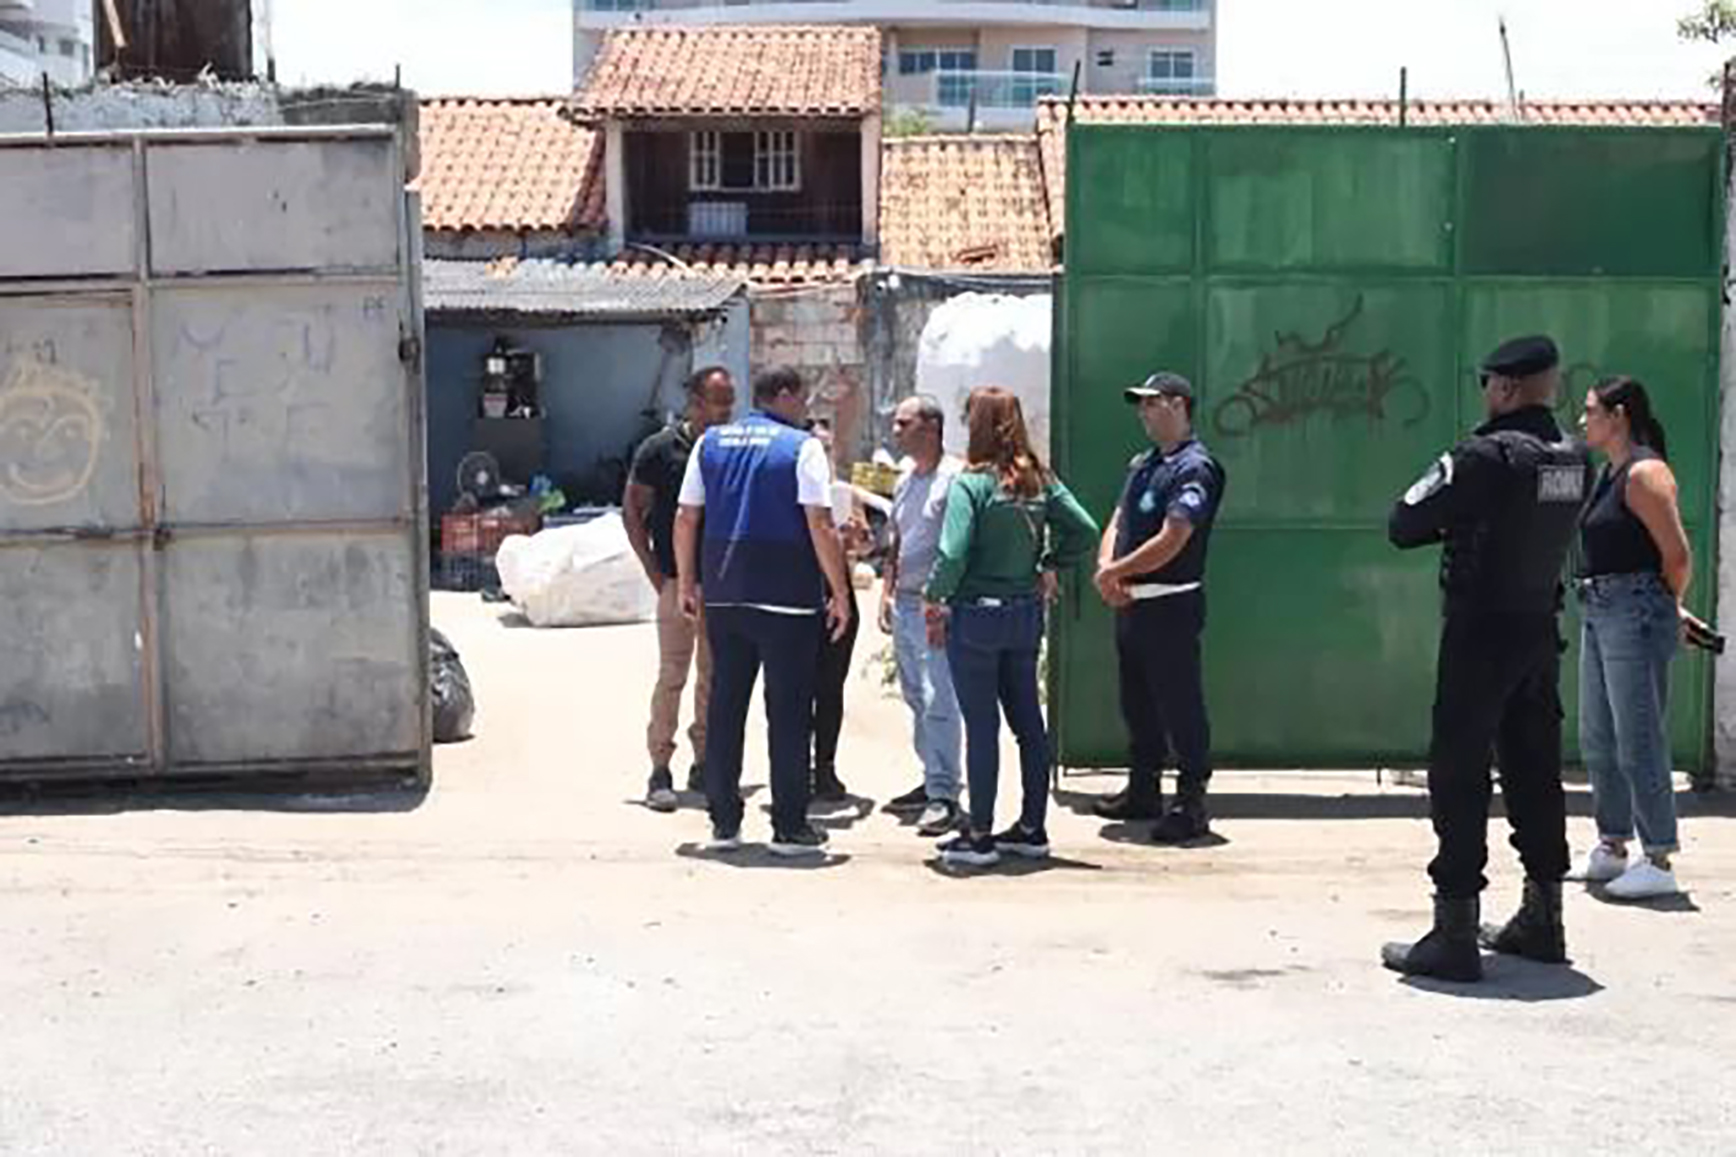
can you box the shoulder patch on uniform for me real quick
[1404,453,1454,506]
[1538,464,1586,503]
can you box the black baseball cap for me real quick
[1125,371,1193,404]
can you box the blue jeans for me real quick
[1579,573,1680,855]
[946,597,1049,834]
[893,594,963,802]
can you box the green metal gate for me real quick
[1052,124,1723,774]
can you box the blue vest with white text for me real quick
[699,411,824,611]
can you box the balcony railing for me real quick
[934,69,1065,110]
[1135,76,1216,95]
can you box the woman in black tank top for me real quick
[1574,377,1692,900]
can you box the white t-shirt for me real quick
[677,430,832,509]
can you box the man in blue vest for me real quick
[673,366,853,857]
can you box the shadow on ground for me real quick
[1402,957,1605,1002]
[923,854,1103,879]
[1054,785,1736,823]
[0,778,428,818]
[674,844,851,871]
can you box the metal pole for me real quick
[1398,66,1408,127]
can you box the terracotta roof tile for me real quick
[416,98,604,234]
[606,243,871,287]
[1035,96,1721,240]
[879,135,1052,272]
[573,26,881,119]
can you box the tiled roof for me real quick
[1035,96,1722,239]
[416,98,604,234]
[606,243,872,287]
[879,135,1052,273]
[573,25,881,119]
[424,258,743,319]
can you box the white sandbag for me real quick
[915,292,1053,458]
[495,512,657,628]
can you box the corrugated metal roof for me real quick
[424,258,745,320]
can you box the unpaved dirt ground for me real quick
[2,592,1733,1155]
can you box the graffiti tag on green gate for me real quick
[1212,296,1429,438]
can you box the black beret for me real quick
[1480,335,1560,379]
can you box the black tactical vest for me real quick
[1442,429,1591,615]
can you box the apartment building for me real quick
[574,0,1216,129]
[0,0,94,87]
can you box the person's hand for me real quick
[1680,604,1710,645]
[679,581,701,623]
[1038,570,1061,606]
[1094,563,1131,609]
[827,588,853,643]
[649,571,667,595]
[878,596,894,635]
[924,602,949,649]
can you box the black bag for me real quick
[430,628,475,743]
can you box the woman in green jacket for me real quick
[924,387,1100,868]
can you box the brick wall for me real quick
[748,282,870,461]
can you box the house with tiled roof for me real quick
[570,25,883,274]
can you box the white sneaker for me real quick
[1605,860,1680,900]
[1574,844,1629,883]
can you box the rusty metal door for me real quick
[0,127,430,787]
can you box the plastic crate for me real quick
[434,552,499,593]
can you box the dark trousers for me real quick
[946,598,1049,834]
[812,585,861,776]
[704,606,822,837]
[1116,591,1212,802]
[1427,611,1571,898]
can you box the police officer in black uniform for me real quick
[1093,372,1228,844]
[1382,336,1592,983]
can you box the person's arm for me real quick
[674,437,707,622]
[1093,507,1130,608]
[1097,461,1216,583]
[796,436,852,642]
[1627,459,1693,604]
[879,521,901,634]
[1389,442,1494,549]
[922,477,978,608]
[622,480,662,591]
[1041,479,1103,574]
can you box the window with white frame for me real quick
[754,130,800,192]
[1148,49,1198,90]
[690,130,722,191]
[1010,47,1059,107]
[689,129,802,193]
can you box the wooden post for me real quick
[97,0,254,82]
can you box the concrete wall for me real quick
[426,319,702,517]
[1087,27,1214,93]
[749,283,870,460]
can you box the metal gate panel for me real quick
[0,145,136,278]
[0,127,428,788]
[0,544,148,763]
[152,282,411,524]
[147,139,402,275]
[1056,124,1724,774]
[161,533,420,766]
[0,294,142,531]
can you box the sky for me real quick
[268,0,1732,101]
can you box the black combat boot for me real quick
[1150,783,1210,844]
[1381,895,1483,983]
[1479,878,1567,964]
[1094,773,1162,821]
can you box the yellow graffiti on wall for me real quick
[0,360,106,507]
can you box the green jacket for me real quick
[924,470,1101,604]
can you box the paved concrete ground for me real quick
[3,592,1735,1155]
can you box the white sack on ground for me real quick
[915,293,1053,459]
[496,513,656,628]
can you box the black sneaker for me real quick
[993,823,1051,859]
[1093,787,1161,821]
[645,767,678,813]
[1151,799,1210,845]
[938,830,999,868]
[705,822,741,852]
[887,784,930,812]
[685,763,705,794]
[812,769,849,803]
[769,824,829,857]
[916,799,961,837]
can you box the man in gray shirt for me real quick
[878,395,964,836]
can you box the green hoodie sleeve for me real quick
[1041,479,1101,572]
[923,473,981,604]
